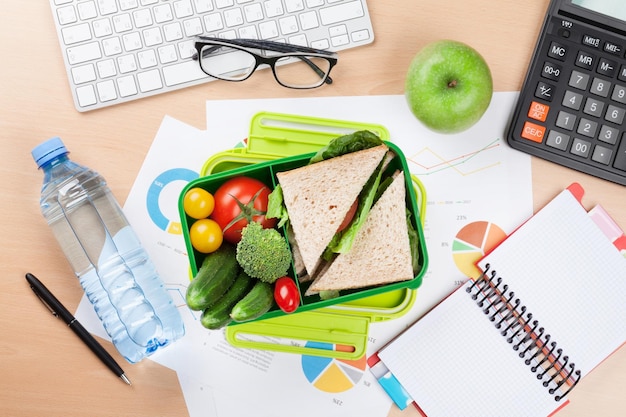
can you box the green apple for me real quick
[405,40,493,134]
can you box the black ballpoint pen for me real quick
[25,272,131,385]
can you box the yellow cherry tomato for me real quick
[189,218,223,253]
[184,187,215,219]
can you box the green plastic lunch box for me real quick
[178,112,428,359]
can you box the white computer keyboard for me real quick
[49,0,375,112]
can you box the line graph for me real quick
[407,137,502,176]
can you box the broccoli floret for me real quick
[236,222,291,283]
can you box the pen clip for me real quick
[30,285,59,318]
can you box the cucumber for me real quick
[200,271,253,329]
[186,244,239,311]
[230,281,274,323]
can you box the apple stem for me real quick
[448,79,458,89]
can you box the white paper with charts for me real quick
[74,92,534,417]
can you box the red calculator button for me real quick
[528,101,550,122]
[521,121,546,143]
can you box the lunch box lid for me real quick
[195,112,428,359]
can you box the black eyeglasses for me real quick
[193,36,338,89]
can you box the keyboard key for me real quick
[590,77,611,97]
[605,104,626,124]
[570,137,591,158]
[174,0,194,18]
[117,75,138,96]
[611,84,626,104]
[582,34,600,48]
[113,14,133,32]
[535,81,555,101]
[102,37,123,56]
[598,125,619,145]
[279,15,298,35]
[71,64,97,84]
[562,90,583,110]
[592,145,613,165]
[122,32,143,51]
[62,23,92,45]
[541,61,562,81]
[259,21,279,39]
[556,111,576,130]
[138,49,158,68]
[193,0,214,13]
[265,0,285,18]
[575,50,595,69]
[547,41,567,61]
[137,69,163,91]
[351,29,370,42]
[319,1,364,25]
[97,59,117,77]
[285,0,304,13]
[133,9,154,27]
[77,2,98,20]
[568,70,589,90]
[597,57,617,77]
[577,117,598,138]
[76,85,98,107]
[183,17,204,36]
[162,60,208,86]
[67,42,102,65]
[224,8,244,27]
[583,97,604,117]
[603,41,623,55]
[143,27,164,47]
[119,0,139,11]
[93,18,113,37]
[545,130,570,151]
[158,44,178,64]
[57,6,78,25]
[117,54,138,73]
[528,101,549,122]
[521,121,546,143]
[299,11,319,30]
[96,79,118,101]
[243,3,263,22]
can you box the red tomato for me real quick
[337,199,358,233]
[211,176,277,244]
[274,276,300,314]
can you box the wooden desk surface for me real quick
[1,1,624,416]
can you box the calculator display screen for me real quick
[570,0,626,23]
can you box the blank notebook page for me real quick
[377,189,626,417]
[477,189,626,377]
[377,281,561,417]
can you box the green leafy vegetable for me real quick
[308,130,384,164]
[266,185,289,228]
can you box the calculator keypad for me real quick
[508,15,626,185]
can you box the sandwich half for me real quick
[306,171,414,294]
[276,144,389,277]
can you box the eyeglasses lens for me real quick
[273,56,331,88]
[199,45,257,80]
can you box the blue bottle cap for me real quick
[32,137,68,168]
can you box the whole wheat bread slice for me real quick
[276,144,389,276]
[306,171,413,294]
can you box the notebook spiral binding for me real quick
[466,264,582,401]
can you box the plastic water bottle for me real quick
[32,137,184,363]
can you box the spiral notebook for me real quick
[370,184,626,417]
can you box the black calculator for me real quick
[507,0,626,186]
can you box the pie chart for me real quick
[301,342,366,393]
[452,221,507,278]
